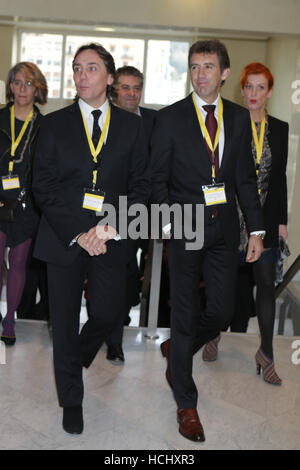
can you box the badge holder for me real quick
[2,174,21,191]
[82,188,105,213]
[202,182,227,206]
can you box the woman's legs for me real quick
[2,238,32,338]
[0,232,7,308]
[253,261,276,359]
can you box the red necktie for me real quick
[202,105,219,177]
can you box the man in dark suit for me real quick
[151,40,264,442]
[104,66,157,362]
[32,43,150,434]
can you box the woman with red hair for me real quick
[203,63,289,385]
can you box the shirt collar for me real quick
[192,91,220,113]
[78,98,109,120]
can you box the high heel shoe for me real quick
[255,348,282,385]
[202,334,221,362]
[1,319,16,346]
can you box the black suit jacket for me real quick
[139,106,157,144]
[262,115,288,248]
[150,94,264,251]
[33,102,150,266]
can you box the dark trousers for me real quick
[47,242,127,408]
[106,251,140,347]
[167,219,238,409]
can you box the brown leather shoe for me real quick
[160,339,172,389]
[177,408,205,442]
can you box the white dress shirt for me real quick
[71,98,121,244]
[78,98,110,143]
[192,91,225,165]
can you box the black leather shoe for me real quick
[160,339,172,389]
[106,344,125,362]
[62,406,83,435]
[1,336,16,346]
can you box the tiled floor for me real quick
[0,321,300,450]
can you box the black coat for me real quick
[0,102,42,247]
[150,94,264,250]
[139,106,157,145]
[32,102,150,266]
[262,115,289,248]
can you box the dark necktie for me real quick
[91,109,101,148]
[202,105,219,176]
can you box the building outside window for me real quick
[20,31,190,107]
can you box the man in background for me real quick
[105,66,156,362]
[112,65,157,142]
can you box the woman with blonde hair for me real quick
[0,62,47,345]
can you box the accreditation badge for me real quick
[2,175,21,190]
[82,188,105,213]
[202,183,227,206]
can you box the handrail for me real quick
[275,254,300,298]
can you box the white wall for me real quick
[1,0,300,35]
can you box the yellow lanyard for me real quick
[80,105,111,186]
[251,116,266,173]
[192,95,223,181]
[9,105,33,173]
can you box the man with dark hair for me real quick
[152,39,264,442]
[33,43,150,434]
[188,39,230,80]
[105,65,157,363]
[112,65,157,142]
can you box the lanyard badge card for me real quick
[80,106,110,214]
[2,105,33,191]
[192,95,227,207]
[83,186,105,213]
[202,182,227,206]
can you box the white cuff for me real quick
[250,231,266,239]
[162,223,171,235]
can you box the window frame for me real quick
[17,27,193,110]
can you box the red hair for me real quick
[240,62,274,90]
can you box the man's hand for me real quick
[246,235,263,263]
[77,225,118,256]
[77,227,108,256]
[279,224,288,241]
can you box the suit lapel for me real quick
[104,103,119,149]
[217,98,234,181]
[183,95,212,178]
[68,102,91,157]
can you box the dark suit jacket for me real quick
[150,94,264,251]
[33,102,150,266]
[139,106,157,144]
[262,115,288,248]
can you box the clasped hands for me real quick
[76,225,117,256]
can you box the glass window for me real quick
[20,32,63,99]
[144,40,189,106]
[63,35,144,99]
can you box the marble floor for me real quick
[0,321,300,450]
